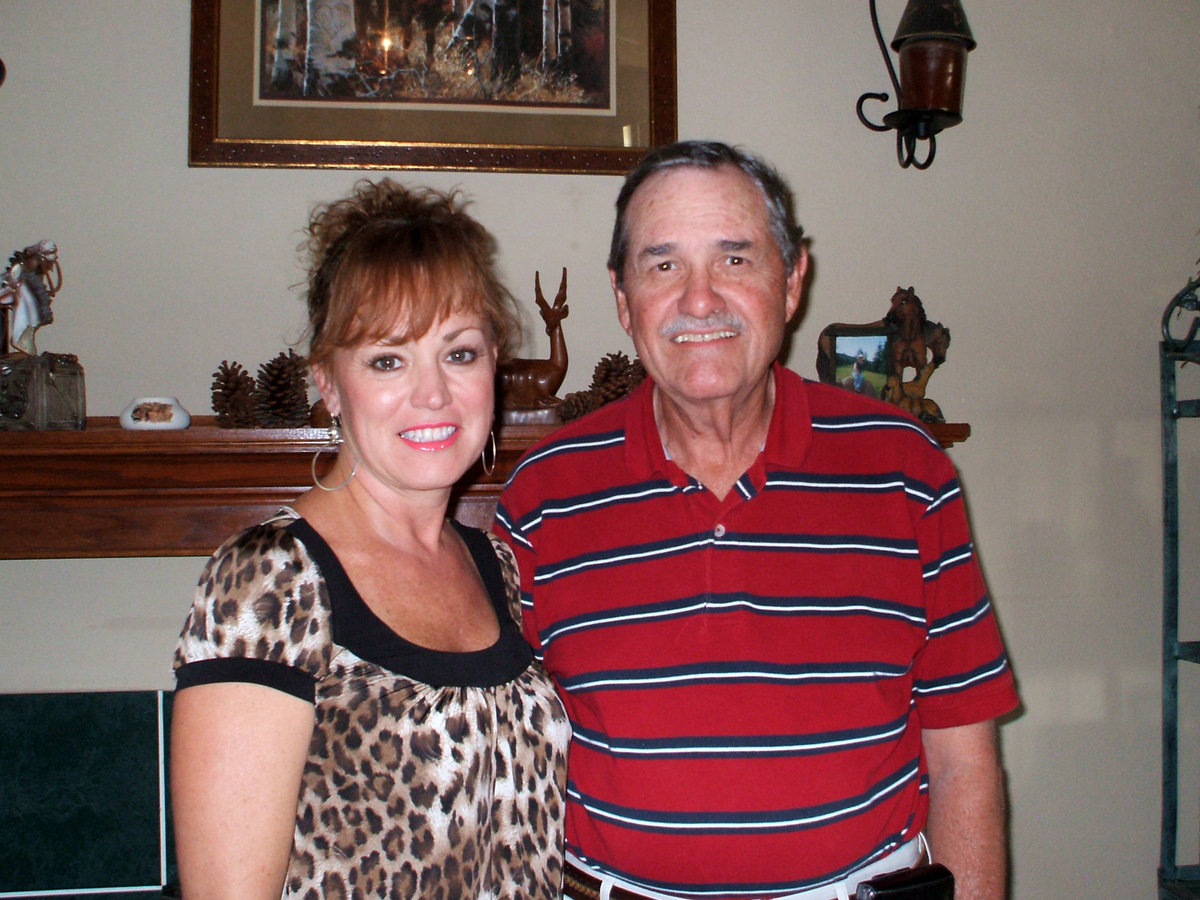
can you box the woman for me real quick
[171,180,570,899]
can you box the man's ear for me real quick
[311,362,340,418]
[784,245,809,322]
[610,267,633,337]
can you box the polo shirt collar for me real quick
[622,376,681,483]
[763,361,814,469]
[621,361,814,486]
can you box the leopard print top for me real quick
[174,510,569,899]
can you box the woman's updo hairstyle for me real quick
[302,179,521,371]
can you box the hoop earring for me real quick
[480,430,497,476]
[312,415,357,492]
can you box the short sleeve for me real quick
[173,520,332,700]
[488,533,524,629]
[910,464,1018,728]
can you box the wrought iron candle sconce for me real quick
[856,0,976,170]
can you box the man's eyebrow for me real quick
[637,238,755,259]
[638,242,676,259]
[717,238,754,252]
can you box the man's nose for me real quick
[678,267,725,318]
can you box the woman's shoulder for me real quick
[193,511,328,635]
[179,509,333,677]
[199,510,306,582]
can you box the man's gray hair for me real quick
[607,140,805,288]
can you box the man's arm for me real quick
[922,720,1008,900]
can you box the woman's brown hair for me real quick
[302,179,521,371]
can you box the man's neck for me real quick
[653,371,775,500]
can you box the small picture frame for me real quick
[815,321,890,401]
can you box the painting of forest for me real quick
[259,0,610,107]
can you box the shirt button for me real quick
[714,523,726,538]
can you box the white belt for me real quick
[565,835,927,900]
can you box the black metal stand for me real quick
[1159,278,1200,899]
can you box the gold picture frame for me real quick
[188,0,677,174]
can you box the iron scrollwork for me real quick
[1162,276,1200,352]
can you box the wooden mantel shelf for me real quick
[0,416,967,561]
[0,416,556,560]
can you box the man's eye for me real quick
[727,255,746,266]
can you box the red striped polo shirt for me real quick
[495,363,1018,899]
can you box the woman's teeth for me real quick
[401,425,456,443]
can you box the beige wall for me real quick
[3,1,1199,897]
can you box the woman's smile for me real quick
[400,423,459,450]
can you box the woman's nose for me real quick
[412,362,450,409]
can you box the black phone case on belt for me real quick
[854,862,954,900]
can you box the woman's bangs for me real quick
[336,250,490,349]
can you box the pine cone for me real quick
[627,358,647,387]
[557,353,648,422]
[593,380,624,403]
[595,352,647,401]
[255,350,310,428]
[590,351,632,389]
[612,358,647,396]
[211,361,259,428]
[557,389,602,422]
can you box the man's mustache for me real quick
[660,313,744,338]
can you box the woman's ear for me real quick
[311,362,340,418]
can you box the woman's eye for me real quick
[369,355,401,371]
[447,347,479,364]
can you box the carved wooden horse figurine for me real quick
[880,286,950,423]
[498,267,569,412]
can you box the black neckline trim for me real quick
[286,517,532,688]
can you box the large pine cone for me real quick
[620,357,647,392]
[558,354,647,422]
[255,350,310,428]
[593,352,646,401]
[558,389,602,422]
[211,361,259,428]
[590,351,631,387]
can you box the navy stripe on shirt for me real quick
[565,758,920,833]
[571,711,911,759]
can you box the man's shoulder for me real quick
[498,394,639,529]
[808,379,895,415]
[522,391,637,460]
[789,373,946,457]
[506,392,636,486]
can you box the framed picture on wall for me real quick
[815,321,891,401]
[188,0,677,174]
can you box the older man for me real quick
[495,141,1018,900]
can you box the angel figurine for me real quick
[0,239,84,430]
[0,239,61,356]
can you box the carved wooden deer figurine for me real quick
[498,268,569,413]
